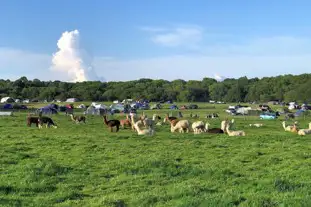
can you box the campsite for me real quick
[2,1,311,206]
[1,98,311,206]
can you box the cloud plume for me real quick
[51,30,104,82]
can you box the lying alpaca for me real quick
[205,122,224,134]
[170,120,190,133]
[225,123,245,136]
[70,114,86,124]
[120,114,132,129]
[103,115,120,132]
[133,120,154,136]
[298,128,311,136]
[221,119,233,134]
[249,123,263,127]
[38,116,58,128]
[192,121,205,134]
[282,121,298,132]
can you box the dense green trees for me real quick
[0,74,310,103]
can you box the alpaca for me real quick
[163,114,177,123]
[282,121,298,132]
[249,123,263,127]
[192,121,205,134]
[141,114,162,129]
[170,120,190,133]
[103,115,120,132]
[225,123,245,136]
[120,114,132,129]
[133,120,155,136]
[205,122,224,134]
[38,116,58,128]
[298,127,311,136]
[70,114,86,124]
[221,119,233,133]
[130,114,143,131]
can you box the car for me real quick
[188,104,198,109]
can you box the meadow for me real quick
[1,103,311,207]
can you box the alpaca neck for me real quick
[70,115,76,121]
[205,123,209,131]
[103,116,109,125]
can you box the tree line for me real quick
[0,74,310,103]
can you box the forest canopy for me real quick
[0,74,310,103]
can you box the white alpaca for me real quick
[225,123,245,136]
[282,121,298,132]
[221,119,234,133]
[192,121,205,134]
[130,114,141,131]
[249,123,263,127]
[298,129,311,136]
[133,121,154,136]
[171,120,190,133]
[298,122,311,136]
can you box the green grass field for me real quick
[1,104,311,207]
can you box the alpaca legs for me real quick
[116,125,120,132]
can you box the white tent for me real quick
[91,102,108,109]
[0,97,14,103]
[66,98,79,102]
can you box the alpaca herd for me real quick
[26,110,311,137]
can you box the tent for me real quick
[3,104,13,109]
[66,98,79,102]
[39,104,58,115]
[1,97,15,103]
[84,106,106,115]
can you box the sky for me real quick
[0,0,311,82]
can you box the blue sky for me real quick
[0,0,311,81]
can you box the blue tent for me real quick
[39,104,58,115]
[170,104,178,110]
[3,104,13,109]
[295,109,305,117]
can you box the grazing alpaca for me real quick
[70,114,86,124]
[38,116,58,128]
[249,123,263,127]
[192,121,205,134]
[103,115,120,132]
[282,121,298,132]
[170,120,190,133]
[205,122,224,134]
[225,123,245,136]
[120,114,132,129]
[133,120,155,136]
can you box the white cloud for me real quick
[1,35,311,82]
[142,25,203,48]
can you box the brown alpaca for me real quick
[103,115,120,132]
[70,114,86,124]
[27,114,40,127]
[164,113,177,123]
[120,115,132,129]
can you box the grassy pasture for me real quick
[1,103,311,207]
